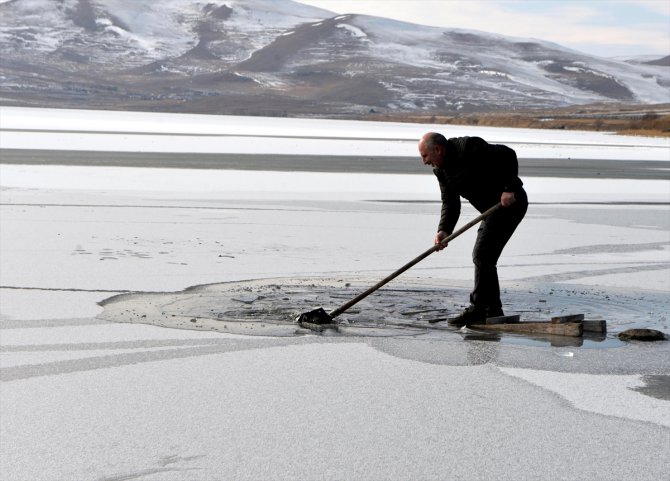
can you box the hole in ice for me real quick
[97,277,666,347]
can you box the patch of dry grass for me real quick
[370,103,670,137]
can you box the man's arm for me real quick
[435,169,461,245]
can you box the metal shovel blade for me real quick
[295,307,334,325]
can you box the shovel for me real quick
[296,202,502,326]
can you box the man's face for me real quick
[419,141,444,168]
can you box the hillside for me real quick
[1,0,668,123]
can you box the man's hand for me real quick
[501,192,516,207]
[434,230,448,250]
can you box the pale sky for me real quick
[299,0,670,58]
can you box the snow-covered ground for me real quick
[1,108,669,481]
[3,106,669,160]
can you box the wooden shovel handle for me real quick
[329,203,502,318]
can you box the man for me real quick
[418,132,528,326]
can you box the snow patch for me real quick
[480,70,509,78]
[337,23,367,39]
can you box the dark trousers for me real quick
[470,189,528,310]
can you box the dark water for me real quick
[98,276,668,349]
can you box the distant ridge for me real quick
[644,55,670,67]
[0,0,668,117]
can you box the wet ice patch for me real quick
[97,277,465,338]
[97,277,669,345]
[633,375,670,401]
[500,367,670,428]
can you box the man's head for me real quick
[418,132,447,169]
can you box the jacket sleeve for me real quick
[494,144,523,192]
[435,169,461,234]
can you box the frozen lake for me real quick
[1,107,669,481]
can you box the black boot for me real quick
[448,305,486,326]
[486,307,504,318]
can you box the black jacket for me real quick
[434,136,523,234]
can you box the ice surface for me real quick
[1,108,669,481]
[501,367,670,427]
[2,107,668,160]
[2,341,669,480]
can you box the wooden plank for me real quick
[486,314,520,325]
[471,321,583,337]
[583,319,607,333]
[551,314,585,324]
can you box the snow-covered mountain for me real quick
[1,0,668,116]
